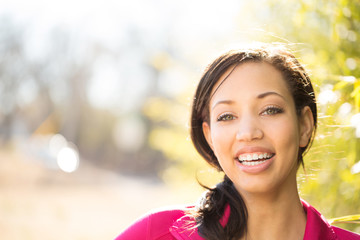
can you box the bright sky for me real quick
[1,0,258,111]
[1,0,243,47]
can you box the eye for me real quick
[217,113,236,121]
[261,106,284,116]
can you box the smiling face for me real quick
[202,62,313,195]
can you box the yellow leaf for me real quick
[329,214,360,225]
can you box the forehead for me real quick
[210,62,291,102]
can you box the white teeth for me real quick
[238,153,274,162]
[241,160,267,166]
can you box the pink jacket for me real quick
[115,200,360,240]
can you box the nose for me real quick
[235,116,263,142]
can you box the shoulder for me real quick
[301,199,360,240]
[145,206,191,231]
[332,226,360,240]
[114,206,192,240]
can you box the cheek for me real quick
[210,125,235,157]
[267,118,300,153]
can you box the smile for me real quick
[238,153,275,166]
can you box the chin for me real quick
[235,182,277,195]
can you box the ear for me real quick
[299,106,314,148]
[202,121,214,150]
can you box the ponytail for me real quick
[196,175,248,240]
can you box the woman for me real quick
[115,44,360,240]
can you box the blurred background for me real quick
[0,0,359,239]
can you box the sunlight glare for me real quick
[56,147,79,173]
[351,113,360,138]
[351,161,360,174]
[317,84,338,105]
[49,134,67,157]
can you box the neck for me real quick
[240,180,306,240]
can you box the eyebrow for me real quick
[257,91,286,100]
[211,91,285,110]
[211,100,235,110]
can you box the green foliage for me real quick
[274,0,360,232]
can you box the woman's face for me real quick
[203,62,313,195]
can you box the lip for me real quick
[236,155,274,174]
[235,146,275,174]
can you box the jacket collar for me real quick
[302,199,338,240]
[169,199,338,240]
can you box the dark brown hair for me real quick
[190,44,317,240]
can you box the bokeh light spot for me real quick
[56,147,79,173]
